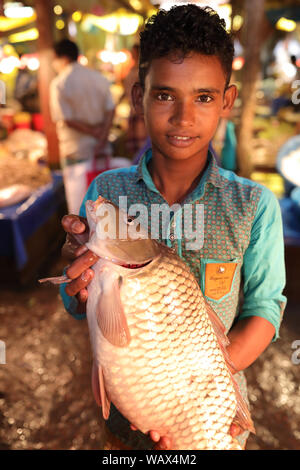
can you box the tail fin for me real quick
[205,300,255,434]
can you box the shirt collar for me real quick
[134,148,223,196]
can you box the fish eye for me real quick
[126,215,135,225]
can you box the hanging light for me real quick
[232,15,243,31]
[27,57,40,71]
[98,50,128,65]
[78,55,88,66]
[53,5,63,15]
[129,0,143,11]
[83,10,143,36]
[56,19,65,30]
[72,11,82,22]
[232,56,245,71]
[276,17,297,32]
[119,16,140,35]
[8,28,39,43]
[0,56,20,74]
[4,2,34,19]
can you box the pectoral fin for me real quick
[96,275,131,348]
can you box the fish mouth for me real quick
[117,260,152,270]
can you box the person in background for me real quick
[50,39,115,215]
[122,44,148,158]
[14,62,39,113]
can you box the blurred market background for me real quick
[0,0,300,451]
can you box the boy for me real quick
[60,5,286,450]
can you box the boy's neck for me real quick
[148,150,209,206]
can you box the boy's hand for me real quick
[149,431,172,450]
[148,425,243,449]
[130,425,172,450]
[130,422,243,449]
[61,215,99,304]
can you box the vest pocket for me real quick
[200,258,240,303]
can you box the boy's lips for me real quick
[166,134,199,148]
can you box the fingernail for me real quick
[81,270,91,282]
[73,221,84,233]
[78,289,88,303]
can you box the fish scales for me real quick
[87,238,249,450]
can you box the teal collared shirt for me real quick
[60,149,286,340]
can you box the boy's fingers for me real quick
[77,288,88,304]
[153,436,172,450]
[149,430,160,442]
[65,268,94,297]
[66,250,99,280]
[230,423,243,437]
[130,424,138,431]
[61,215,90,260]
[62,214,87,234]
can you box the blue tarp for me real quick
[0,172,65,269]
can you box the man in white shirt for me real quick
[50,39,115,214]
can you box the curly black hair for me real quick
[139,4,234,88]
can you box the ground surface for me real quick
[0,254,299,451]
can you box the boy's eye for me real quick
[157,92,174,101]
[197,95,213,103]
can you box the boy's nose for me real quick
[170,100,195,127]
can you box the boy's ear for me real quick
[221,84,238,118]
[131,82,144,116]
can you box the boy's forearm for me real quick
[226,316,275,373]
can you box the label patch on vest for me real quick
[205,262,237,300]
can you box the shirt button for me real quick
[169,234,175,241]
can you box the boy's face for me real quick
[133,52,237,164]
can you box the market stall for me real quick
[0,129,66,284]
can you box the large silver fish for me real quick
[84,196,254,450]
[41,195,255,450]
